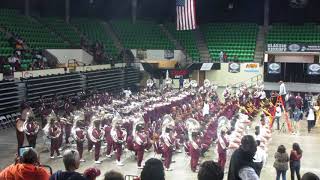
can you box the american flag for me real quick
[176,0,196,31]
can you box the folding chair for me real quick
[6,115,15,128]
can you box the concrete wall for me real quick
[131,49,186,62]
[47,49,93,65]
[75,64,111,72]
[14,68,67,79]
[205,63,264,86]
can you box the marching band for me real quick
[15,78,276,172]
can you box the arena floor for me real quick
[0,118,320,180]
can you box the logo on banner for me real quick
[164,50,174,59]
[200,63,213,71]
[307,64,320,75]
[228,63,240,73]
[170,69,189,78]
[244,63,259,73]
[288,44,301,52]
[268,63,281,74]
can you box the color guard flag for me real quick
[176,0,196,30]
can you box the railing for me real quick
[232,74,263,89]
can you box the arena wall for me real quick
[46,49,93,65]
[14,68,68,79]
[205,63,264,86]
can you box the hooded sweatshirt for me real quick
[0,163,50,180]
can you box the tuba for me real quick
[146,79,154,88]
[203,79,211,88]
[88,116,104,143]
[161,114,175,135]
[23,112,40,135]
[217,116,230,136]
[43,111,61,139]
[183,79,190,89]
[71,111,86,142]
[185,118,200,141]
[190,80,198,88]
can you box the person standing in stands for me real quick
[290,143,303,180]
[279,81,287,109]
[273,145,289,180]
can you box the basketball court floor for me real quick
[0,117,319,180]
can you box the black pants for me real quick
[254,162,263,176]
[290,161,301,180]
[308,120,313,132]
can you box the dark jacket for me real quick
[227,148,258,180]
[273,152,289,171]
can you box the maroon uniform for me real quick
[134,132,148,167]
[25,121,39,148]
[91,127,103,161]
[104,124,113,156]
[189,137,201,172]
[49,124,61,157]
[111,127,127,163]
[217,134,229,170]
[161,133,174,170]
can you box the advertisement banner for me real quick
[164,50,174,59]
[243,63,259,73]
[307,64,320,75]
[267,43,320,52]
[200,63,213,71]
[228,62,240,73]
[268,63,281,74]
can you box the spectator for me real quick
[140,158,165,180]
[273,145,289,180]
[293,106,303,135]
[223,52,228,62]
[290,143,303,180]
[288,93,296,118]
[84,167,101,180]
[50,149,87,180]
[253,140,267,176]
[227,135,259,180]
[274,103,282,130]
[198,161,224,180]
[219,51,224,61]
[279,81,287,108]
[306,107,315,133]
[104,170,124,180]
[302,172,320,180]
[0,148,50,179]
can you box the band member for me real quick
[189,132,201,172]
[88,117,104,164]
[217,130,229,170]
[161,126,175,171]
[44,113,62,159]
[23,114,39,148]
[133,121,148,169]
[111,118,127,166]
[16,117,25,149]
[103,117,113,158]
[64,117,73,144]
[72,119,86,162]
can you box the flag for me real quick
[176,0,196,31]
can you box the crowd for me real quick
[0,139,319,180]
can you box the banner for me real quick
[228,62,240,73]
[307,64,320,75]
[169,69,189,78]
[243,63,259,73]
[268,63,281,74]
[200,63,213,71]
[267,43,320,52]
[164,50,174,59]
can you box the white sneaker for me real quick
[116,161,124,166]
[80,159,86,162]
[58,148,63,151]
[165,168,173,171]
[106,154,112,158]
[50,156,55,159]
[57,155,63,158]
[137,166,143,169]
[89,149,93,153]
[95,160,102,164]
[176,149,182,153]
